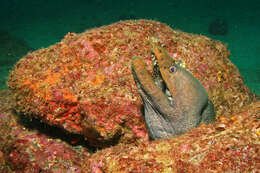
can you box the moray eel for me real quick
[131,45,215,140]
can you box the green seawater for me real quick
[0,0,259,96]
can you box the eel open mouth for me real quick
[131,46,182,139]
[151,50,174,103]
[131,45,215,140]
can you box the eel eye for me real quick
[169,65,177,73]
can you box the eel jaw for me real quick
[151,49,174,105]
[131,46,215,140]
[131,56,180,140]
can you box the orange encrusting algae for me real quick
[91,74,105,86]
[0,90,90,172]
[82,101,260,172]
[8,20,256,147]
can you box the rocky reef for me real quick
[82,101,259,172]
[8,20,254,147]
[0,90,90,172]
[2,20,259,172]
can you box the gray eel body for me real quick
[131,45,215,140]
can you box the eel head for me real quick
[131,45,215,140]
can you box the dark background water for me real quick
[0,0,259,95]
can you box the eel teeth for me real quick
[151,52,158,66]
[166,89,174,105]
[151,52,174,105]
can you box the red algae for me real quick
[82,101,260,172]
[0,90,90,173]
[8,20,256,147]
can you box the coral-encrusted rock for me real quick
[0,90,90,173]
[8,20,255,147]
[83,101,260,172]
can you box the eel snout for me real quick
[131,45,215,140]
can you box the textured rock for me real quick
[83,101,260,172]
[8,20,256,147]
[0,90,90,173]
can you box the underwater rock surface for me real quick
[0,90,90,173]
[1,89,259,172]
[82,101,260,172]
[8,20,255,147]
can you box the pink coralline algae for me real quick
[82,101,260,172]
[0,90,90,173]
[8,20,256,147]
[2,19,259,172]
[1,89,259,172]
